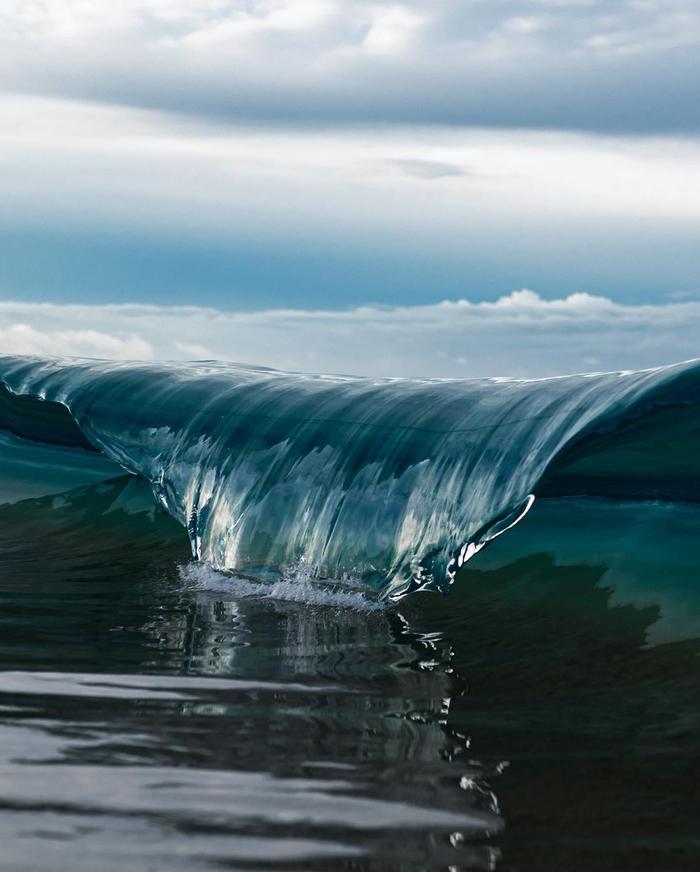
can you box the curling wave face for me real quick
[0,355,698,599]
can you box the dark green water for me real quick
[0,473,698,870]
[0,356,698,870]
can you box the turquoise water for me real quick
[0,355,698,870]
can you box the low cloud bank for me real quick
[0,290,698,379]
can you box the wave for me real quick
[0,355,698,599]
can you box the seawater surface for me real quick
[0,355,698,870]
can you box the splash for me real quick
[179,561,385,612]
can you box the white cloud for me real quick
[389,158,468,179]
[173,0,336,48]
[0,322,154,359]
[0,5,695,360]
[363,5,425,56]
[1,95,699,244]
[173,340,216,359]
[0,291,697,378]
[0,1,699,132]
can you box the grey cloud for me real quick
[389,159,469,179]
[1,291,698,379]
[0,1,699,134]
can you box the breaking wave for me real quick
[0,355,698,599]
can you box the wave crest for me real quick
[0,355,698,598]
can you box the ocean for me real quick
[0,354,698,870]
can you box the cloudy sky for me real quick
[1,0,699,375]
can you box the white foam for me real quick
[178,562,385,612]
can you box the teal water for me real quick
[0,355,698,870]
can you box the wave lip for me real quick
[0,354,698,598]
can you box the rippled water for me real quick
[0,478,699,870]
[0,355,699,869]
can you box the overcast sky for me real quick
[2,291,700,378]
[1,1,698,374]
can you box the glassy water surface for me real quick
[0,475,698,871]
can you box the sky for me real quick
[1,0,699,375]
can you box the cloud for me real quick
[0,323,154,359]
[0,1,699,133]
[2,94,699,239]
[390,159,468,179]
[0,291,698,379]
[0,82,698,312]
[363,5,425,56]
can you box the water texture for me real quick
[1,355,698,596]
[0,354,698,870]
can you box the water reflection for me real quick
[0,480,504,869]
[407,502,700,872]
[0,477,699,869]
